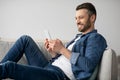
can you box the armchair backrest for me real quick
[97,49,117,80]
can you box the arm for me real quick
[70,34,107,80]
[48,39,72,59]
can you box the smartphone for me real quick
[44,30,52,40]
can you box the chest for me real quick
[68,35,89,56]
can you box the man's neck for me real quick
[82,26,95,35]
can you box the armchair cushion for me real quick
[97,48,117,80]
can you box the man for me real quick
[0,2,107,80]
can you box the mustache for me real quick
[77,22,83,25]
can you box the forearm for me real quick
[59,47,71,59]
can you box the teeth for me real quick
[78,25,82,27]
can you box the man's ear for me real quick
[90,14,96,23]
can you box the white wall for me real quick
[0,0,120,55]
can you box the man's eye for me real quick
[79,16,84,19]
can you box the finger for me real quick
[47,47,52,52]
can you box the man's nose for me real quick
[76,19,80,24]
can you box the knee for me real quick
[19,35,33,43]
[1,61,16,73]
[20,35,32,40]
[3,61,16,68]
[0,61,16,80]
[1,61,16,78]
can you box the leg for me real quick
[0,61,65,80]
[1,35,48,67]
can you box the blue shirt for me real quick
[66,30,107,80]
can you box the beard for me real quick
[77,18,91,32]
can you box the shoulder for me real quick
[88,32,106,40]
[86,32,107,47]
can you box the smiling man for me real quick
[0,2,107,80]
[75,3,96,34]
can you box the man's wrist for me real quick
[60,47,71,59]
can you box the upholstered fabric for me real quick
[0,41,117,80]
[97,49,117,80]
[0,41,52,64]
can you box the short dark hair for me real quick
[76,2,97,17]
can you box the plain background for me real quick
[0,0,120,55]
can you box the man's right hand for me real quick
[44,38,57,58]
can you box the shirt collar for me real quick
[76,29,97,38]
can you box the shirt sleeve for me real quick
[70,33,107,80]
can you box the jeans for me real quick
[0,35,69,80]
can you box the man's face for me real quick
[75,9,91,32]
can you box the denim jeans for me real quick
[0,35,69,80]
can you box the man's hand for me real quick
[44,39,57,57]
[48,39,71,59]
[48,39,64,53]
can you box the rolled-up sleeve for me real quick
[70,52,80,65]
